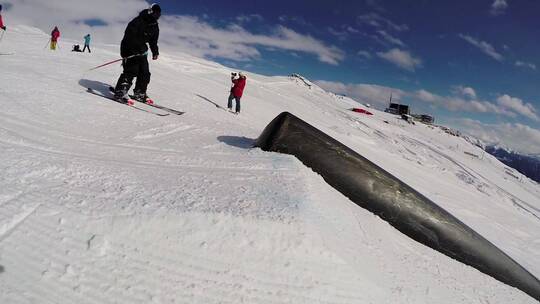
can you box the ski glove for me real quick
[1,26,5,31]
[152,54,159,60]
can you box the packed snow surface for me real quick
[1,26,539,303]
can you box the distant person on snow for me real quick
[50,26,60,50]
[228,72,247,114]
[83,34,91,53]
[113,3,161,104]
[0,4,7,31]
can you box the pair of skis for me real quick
[86,87,184,116]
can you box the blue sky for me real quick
[157,1,539,123]
[5,0,540,153]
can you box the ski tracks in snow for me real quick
[0,210,374,303]
[404,136,540,220]
[1,27,539,303]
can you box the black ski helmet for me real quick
[0,4,3,11]
[148,3,161,19]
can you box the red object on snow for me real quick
[351,108,373,115]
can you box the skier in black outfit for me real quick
[113,3,161,103]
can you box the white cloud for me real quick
[496,94,539,121]
[414,89,517,117]
[315,79,536,121]
[459,34,503,61]
[417,92,494,114]
[490,0,508,16]
[236,14,264,24]
[161,20,345,64]
[5,0,344,65]
[347,26,359,33]
[457,119,540,155]
[315,81,540,121]
[453,85,477,99]
[314,80,348,95]
[415,89,540,121]
[277,15,311,27]
[328,27,349,41]
[357,50,372,59]
[268,26,345,65]
[329,25,363,41]
[416,89,440,103]
[5,0,148,26]
[314,81,404,107]
[376,30,405,47]
[357,13,409,32]
[515,61,537,70]
[377,48,422,71]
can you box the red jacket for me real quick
[0,14,4,29]
[51,28,60,42]
[231,76,247,98]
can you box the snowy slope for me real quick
[1,26,539,303]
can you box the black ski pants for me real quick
[227,92,241,113]
[114,55,151,95]
[83,44,91,53]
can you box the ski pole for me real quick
[0,30,5,45]
[43,39,50,50]
[87,53,144,71]
[88,58,123,71]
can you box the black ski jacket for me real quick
[120,9,159,58]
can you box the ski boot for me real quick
[113,90,133,105]
[133,91,154,105]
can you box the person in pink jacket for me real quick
[0,4,7,31]
[50,26,60,50]
[228,72,247,114]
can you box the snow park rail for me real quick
[255,112,540,301]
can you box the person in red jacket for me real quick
[50,26,60,50]
[0,4,7,31]
[228,71,247,114]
